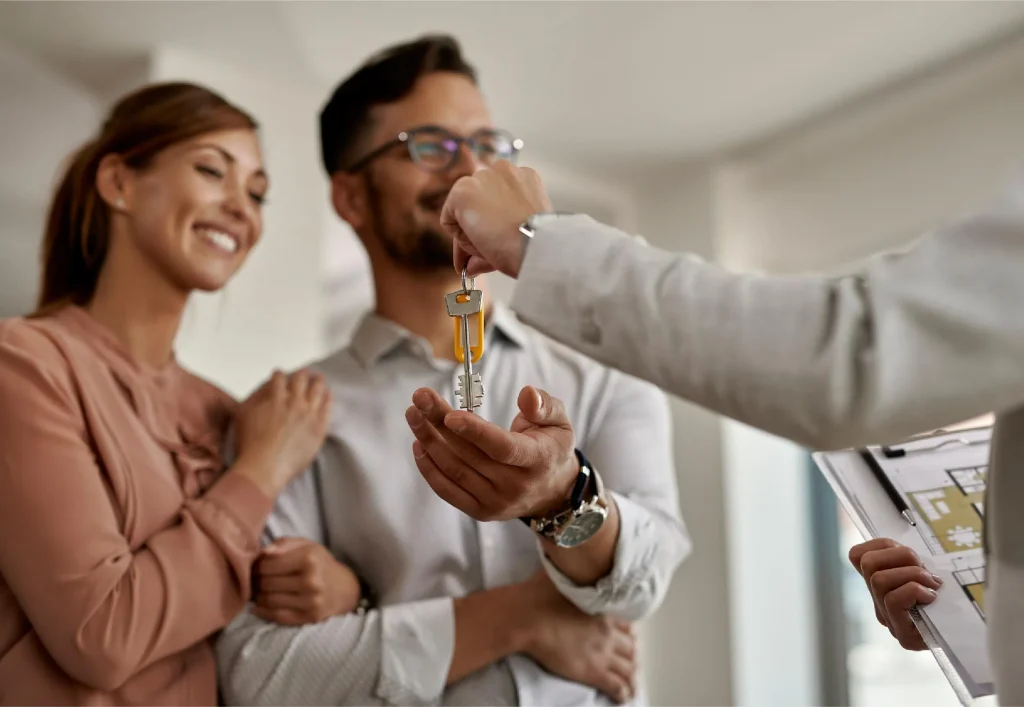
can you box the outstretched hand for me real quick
[405,385,578,521]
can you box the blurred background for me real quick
[1,1,1022,705]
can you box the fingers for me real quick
[317,386,333,428]
[453,232,484,268]
[444,411,536,467]
[252,606,316,626]
[306,373,326,407]
[491,158,516,179]
[883,581,938,650]
[440,181,468,242]
[856,543,924,626]
[411,439,484,517]
[593,618,636,703]
[612,623,636,664]
[257,544,314,577]
[411,387,453,416]
[517,386,569,428]
[255,589,310,611]
[868,565,942,598]
[859,545,930,587]
[606,654,636,704]
[453,238,470,273]
[269,369,288,399]
[406,406,494,500]
[854,543,941,650]
[465,255,496,279]
[288,369,310,399]
[262,536,309,555]
[255,573,308,594]
[411,389,503,471]
[849,537,902,574]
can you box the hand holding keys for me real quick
[444,268,485,413]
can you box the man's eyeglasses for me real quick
[345,125,523,173]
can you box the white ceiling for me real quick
[1,1,1023,170]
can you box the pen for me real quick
[881,436,981,458]
[858,449,916,526]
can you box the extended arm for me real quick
[511,184,1024,450]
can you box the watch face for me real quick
[556,510,606,548]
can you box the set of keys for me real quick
[444,268,485,413]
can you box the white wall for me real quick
[719,29,1024,275]
[0,39,100,316]
[618,165,735,706]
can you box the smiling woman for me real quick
[36,81,267,313]
[0,82,331,705]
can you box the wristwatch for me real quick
[522,449,609,548]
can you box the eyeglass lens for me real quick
[408,128,516,170]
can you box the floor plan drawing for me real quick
[813,425,995,698]
[907,464,987,555]
[951,557,987,620]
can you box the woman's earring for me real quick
[114,197,125,210]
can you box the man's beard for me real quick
[367,175,453,273]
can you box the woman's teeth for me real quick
[197,228,239,254]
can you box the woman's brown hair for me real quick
[35,81,258,314]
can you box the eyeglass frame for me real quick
[343,124,524,174]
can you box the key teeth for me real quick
[456,374,485,410]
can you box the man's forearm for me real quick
[539,500,621,586]
[448,581,538,684]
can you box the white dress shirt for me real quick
[217,303,691,706]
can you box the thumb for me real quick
[466,255,497,278]
[261,536,308,555]
[517,386,568,427]
[453,237,471,274]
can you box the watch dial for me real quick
[557,512,605,548]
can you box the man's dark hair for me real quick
[319,34,478,176]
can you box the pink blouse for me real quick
[0,305,272,704]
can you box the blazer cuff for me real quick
[511,214,636,354]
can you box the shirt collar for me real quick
[349,300,528,368]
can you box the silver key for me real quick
[445,269,484,413]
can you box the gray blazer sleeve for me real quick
[509,179,1024,450]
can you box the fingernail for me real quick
[927,588,938,597]
[406,407,423,428]
[413,392,434,413]
[931,573,943,585]
[413,440,426,459]
[448,417,467,433]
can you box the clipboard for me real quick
[812,425,994,705]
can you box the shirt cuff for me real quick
[377,596,455,705]
[196,472,275,553]
[539,492,658,617]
